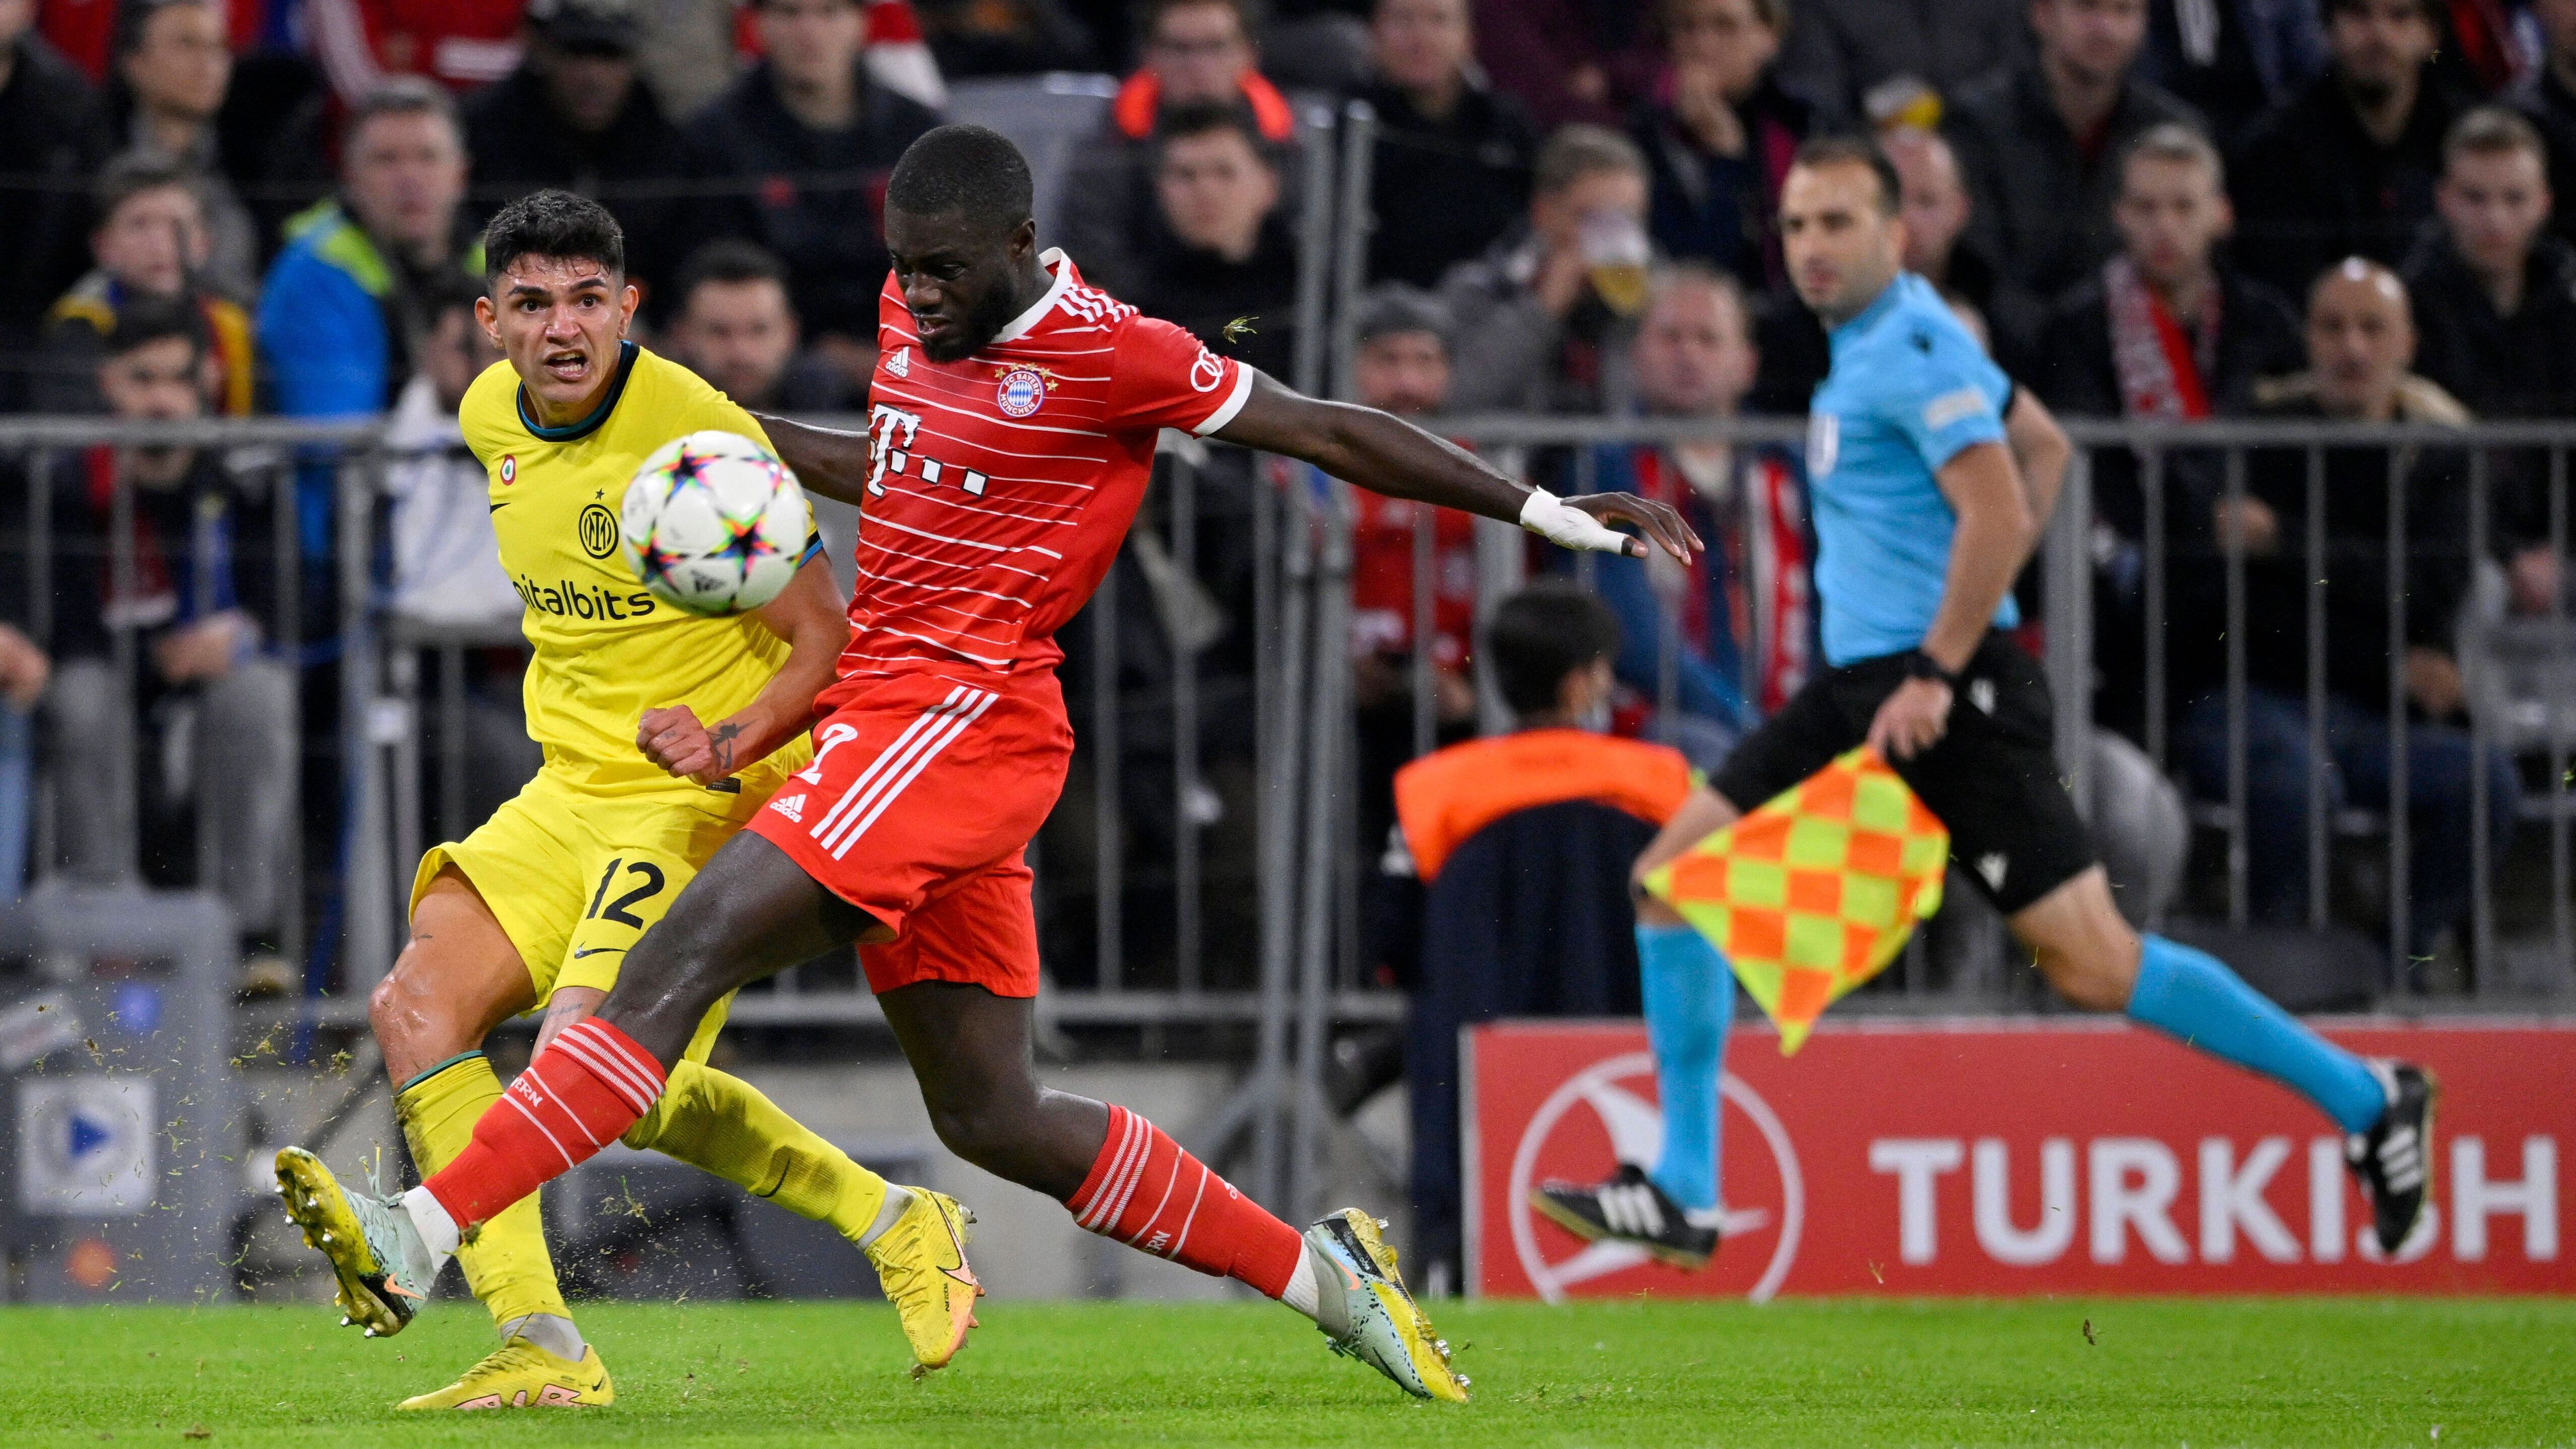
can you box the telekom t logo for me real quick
[866,403,990,499]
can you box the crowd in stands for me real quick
[8,0,2576,968]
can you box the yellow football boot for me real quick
[1303,1208,1470,1402]
[398,1339,614,1410]
[861,1187,982,1374]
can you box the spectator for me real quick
[1885,125,2004,316]
[1582,266,1809,766]
[261,80,479,422]
[2036,124,2303,739]
[1128,104,1303,381]
[1471,0,1658,130]
[1630,0,1824,288]
[104,0,257,303]
[43,299,294,969]
[2402,107,2576,616]
[2232,0,2467,297]
[1057,0,1299,298]
[687,0,941,394]
[2173,259,2512,966]
[1772,0,2032,117]
[461,0,703,314]
[1942,0,2200,364]
[2138,0,2329,145]
[1438,124,1653,414]
[1363,0,1538,289]
[38,157,257,417]
[0,0,107,408]
[1347,286,1477,735]
[2039,124,2304,423]
[665,241,857,412]
[384,276,520,628]
[301,0,526,101]
[2516,0,2576,245]
[913,0,1097,77]
[2405,107,2576,419]
[0,616,41,901]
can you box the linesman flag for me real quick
[1641,747,1948,1054]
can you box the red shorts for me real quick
[748,669,1073,998]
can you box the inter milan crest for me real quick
[996,367,1046,418]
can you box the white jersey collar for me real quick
[991,248,1075,346]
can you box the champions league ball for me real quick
[620,430,807,616]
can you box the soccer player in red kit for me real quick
[276,124,1698,1402]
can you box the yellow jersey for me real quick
[458,340,819,796]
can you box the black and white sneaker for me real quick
[1528,1164,1719,1270]
[2345,1060,2437,1255]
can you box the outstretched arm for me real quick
[637,556,850,785]
[1213,372,1702,562]
[753,413,875,508]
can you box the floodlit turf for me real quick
[1,1297,2570,1447]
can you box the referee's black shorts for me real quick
[1709,632,2096,916]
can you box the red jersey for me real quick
[841,249,1251,689]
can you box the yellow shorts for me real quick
[411,745,808,1065]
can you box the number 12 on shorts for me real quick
[585,857,668,928]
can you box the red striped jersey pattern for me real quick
[842,249,1252,684]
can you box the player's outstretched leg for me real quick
[365,873,611,1409]
[878,981,1468,1402]
[1531,922,1730,1269]
[2015,866,2436,1253]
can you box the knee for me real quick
[2034,930,2141,1012]
[368,948,464,1067]
[921,1077,1042,1171]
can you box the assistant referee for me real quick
[1623,135,2435,1258]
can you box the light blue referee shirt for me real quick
[1804,271,2015,667]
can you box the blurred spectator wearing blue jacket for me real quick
[1581,265,1811,766]
[256,78,478,558]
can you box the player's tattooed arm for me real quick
[751,414,873,508]
[639,560,850,784]
[1213,371,1701,562]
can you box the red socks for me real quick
[1065,1104,1304,1298]
[423,1019,666,1229]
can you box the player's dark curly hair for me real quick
[482,189,625,284]
[1485,583,1625,717]
[886,124,1034,230]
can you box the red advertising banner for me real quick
[1465,1019,2572,1298]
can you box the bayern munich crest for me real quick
[996,367,1047,417]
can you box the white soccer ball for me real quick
[619,430,807,616]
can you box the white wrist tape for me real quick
[1517,487,1633,555]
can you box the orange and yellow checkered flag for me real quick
[1641,747,1948,1054]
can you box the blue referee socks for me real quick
[2126,934,2386,1134]
[1639,923,1733,1214]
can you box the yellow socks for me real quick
[625,1061,892,1245]
[395,1052,575,1334]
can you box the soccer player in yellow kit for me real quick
[341,191,980,1410]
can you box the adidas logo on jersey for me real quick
[770,792,808,823]
[887,346,910,378]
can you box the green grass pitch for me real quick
[2,1298,2570,1446]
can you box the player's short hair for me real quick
[95,153,197,219]
[1534,124,1648,197]
[676,238,791,308]
[483,190,626,285]
[344,75,461,151]
[1485,583,1624,717]
[105,294,205,359]
[2445,105,2546,170]
[886,124,1036,231]
[2120,121,2225,191]
[1794,133,1902,216]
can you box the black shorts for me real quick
[1709,633,2096,915]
